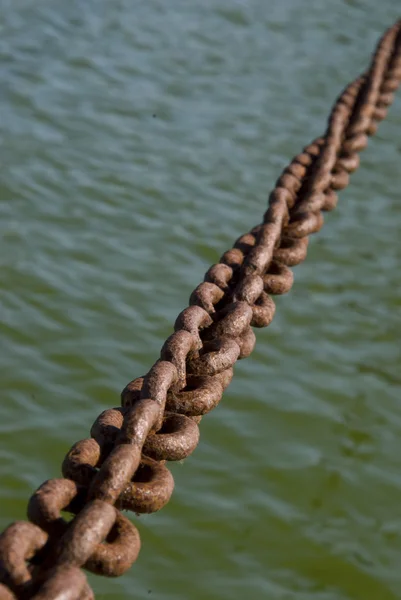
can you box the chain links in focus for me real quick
[1,19,401,600]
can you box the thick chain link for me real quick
[1,19,401,600]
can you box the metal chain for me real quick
[1,19,401,600]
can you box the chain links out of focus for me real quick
[1,19,401,600]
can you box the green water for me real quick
[1,2,401,599]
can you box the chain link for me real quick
[1,19,401,600]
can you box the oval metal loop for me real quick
[84,511,140,577]
[321,189,338,212]
[366,120,378,136]
[305,152,341,199]
[294,150,314,168]
[90,408,125,448]
[293,188,327,216]
[120,376,144,407]
[116,400,161,446]
[0,521,48,594]
[51,499,140,577]
[28,479,85,539]
[174,305,213,341]
[284,160,307,179]
[29,460,172,523]
[233,275,264,305]
[337,152,359,173]
[273,236,309,266]
[189,282,225,314]
[251,292,276,328]
[378,91,394,105]
[62,439,101,487]
[342,132,369,153]
[214,366,234,391]
[266,198,289,225]
[276,172,302,196]
[204,263,233,291]
[242,221,283,276]
[54,500,116,569]
[116,457,174,514]
[89,399,160,504]
[263,261,294,295]
[233,232,257,254]
[284,210,324,238]
[160,330,200,390]
[237,326,256,359]
[205,301,253,342]
[266,186,296,211]
[219,247,245,270]
[166,368,233,417]
[143,413,200,461]
[303,137,325,157]
[331,167,350,190]
[268,196,290,229]
[382,77,401,92]
[140,361,178,422]
[372,105,388,121]
[349,115,372,137]
[263,196,288,232]
[187,337,240,377]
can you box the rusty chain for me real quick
[1,18,401,600]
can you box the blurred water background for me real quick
[1,1,401,598]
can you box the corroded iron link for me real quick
[1,19,401,600]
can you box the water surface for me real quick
[1,2,401,599]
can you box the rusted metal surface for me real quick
[1,19,401,599]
